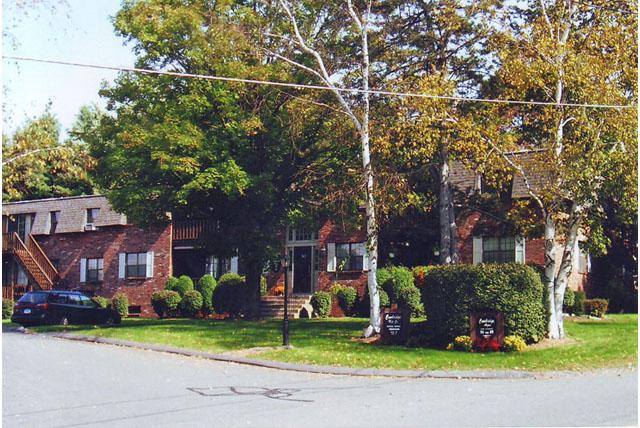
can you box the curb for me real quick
[19,329,543,380]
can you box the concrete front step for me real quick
[260,294,313,319]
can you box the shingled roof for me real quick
[450,150,547,199]
[2,195,128,235]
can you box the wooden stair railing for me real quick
[2,233,58,290]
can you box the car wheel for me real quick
[59,316,69,326]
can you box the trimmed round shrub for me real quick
[311,291,332,318]
[422,263,548,345]
[573,291,586,315]
[111,293,129,318]
[2,299,13,319]
[378,266,423,316]
[357,287,390,317]
[583,298,609,318]
[196,274,217,315]
[212,272,246,317]
[151,290,181,318]
[180,290,204,318]
[173,275,195,297]
[395,286,424,317]
[91,296,111,309]
[448,335,472,352]
[563,288,575,313]
[503,335,527,352]
[164,276,180,291]
[331,284,358,315]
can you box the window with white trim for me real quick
[86,258,104,282]
[482,237,516,263]
[125,253,147,278]
[336,243,364,271]
[287,228,317,242]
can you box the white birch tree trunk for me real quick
[438,141,458,264]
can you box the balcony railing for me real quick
[173,220,211,241]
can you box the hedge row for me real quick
[422,263,548,345]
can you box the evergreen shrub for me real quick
[573,291,586,315]
[212,273,246,317]
[583,299,609,318]
[111,294,129,318]
[331,284,358,315]
[91,296,111,309]
[2,299,13,319]
[196,274,217,314]
[180,290,204,318]
[310,291,332,318]
[563,288,575,313]
[174,275,195,297]
[164,276,180,291]
[151,290,181,318]
[377,266,424,316]
[356,287,390,317]
[422,263,547,345]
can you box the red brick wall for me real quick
[36,224,172,317]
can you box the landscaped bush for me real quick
[164,276,180,291]
[503,335,527,352]
[196,274,217,315]
[331,284,358,315]
[310,291,332,318]
[573,291,586,315]
[179,290,204,318]
[583,299,609,318]
[412,266,431,288]
[111,293,129,318]
[151,290,181,318]
[447,335,472,352]
[174,275,195,297]
[422,263,548,345]
[378,266,423,315]
[91,296,111,309]
[356,287,390,317]
[563,287,575,313]
[2,299,13,319]
[212,272,247,317]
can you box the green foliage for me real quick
[111,294,129,318]
[179,290,204,318]
[260,276,268,296]
[310,291,332,318]
[412,266,431,288]
[151,290,182,318]
[331,284,358,316]
[196,274,217,315]
[584,299,609,318]
[377,266,423,316]
[503,335,527,352]
[448,336,472,352]
[164,277,180,292]
[574,291,586,316]
[2,110,95,201]
[563,288,576,314]
[357,287,390,317]
[172,275,194,297]
[423,264,548,345]
[212,273,247,317]
[91,296,111,309]
[2,299,13,319]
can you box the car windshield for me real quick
[17,292,48,304]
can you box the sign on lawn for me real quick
[381,305,410,345]
[470,312,505,352]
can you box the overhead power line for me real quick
[3,55,636,110]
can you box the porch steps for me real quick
[260,294,313,319]
[2,232,58,292]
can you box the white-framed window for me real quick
[473,236,525,265]
[326,242,368,272]
[86,258,104,282]
[86,208,100,224]
[205,255,238,278]
[117,251,154,279]
[287,228,317,242]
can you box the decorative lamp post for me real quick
[281,253,290,347]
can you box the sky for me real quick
[3,1,136,138]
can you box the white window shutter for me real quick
[327,243,336,272]
[146,251,154,278]
[472,237,483,265]
[80,258,87,283]
[230,256,239,274]
[359,243,369,271]
[515,237,526,264]
[118,253,126,279]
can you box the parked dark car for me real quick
[11,291,121,326]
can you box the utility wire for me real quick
[4,55,636,109]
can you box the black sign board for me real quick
[477,316,496,339]
[381,306,410,345]
[470,312,505,352]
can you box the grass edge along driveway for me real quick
[23,314,638,372]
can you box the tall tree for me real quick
[2,109,94,201]
[90,0,318,318]
[486,0,637,338]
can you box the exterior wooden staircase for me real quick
[3,233,59,294]
[260,294,313,319]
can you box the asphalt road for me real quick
[2,331,637,428]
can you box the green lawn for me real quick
[28,314,637,371]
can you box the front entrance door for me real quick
[293,246,312,294]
